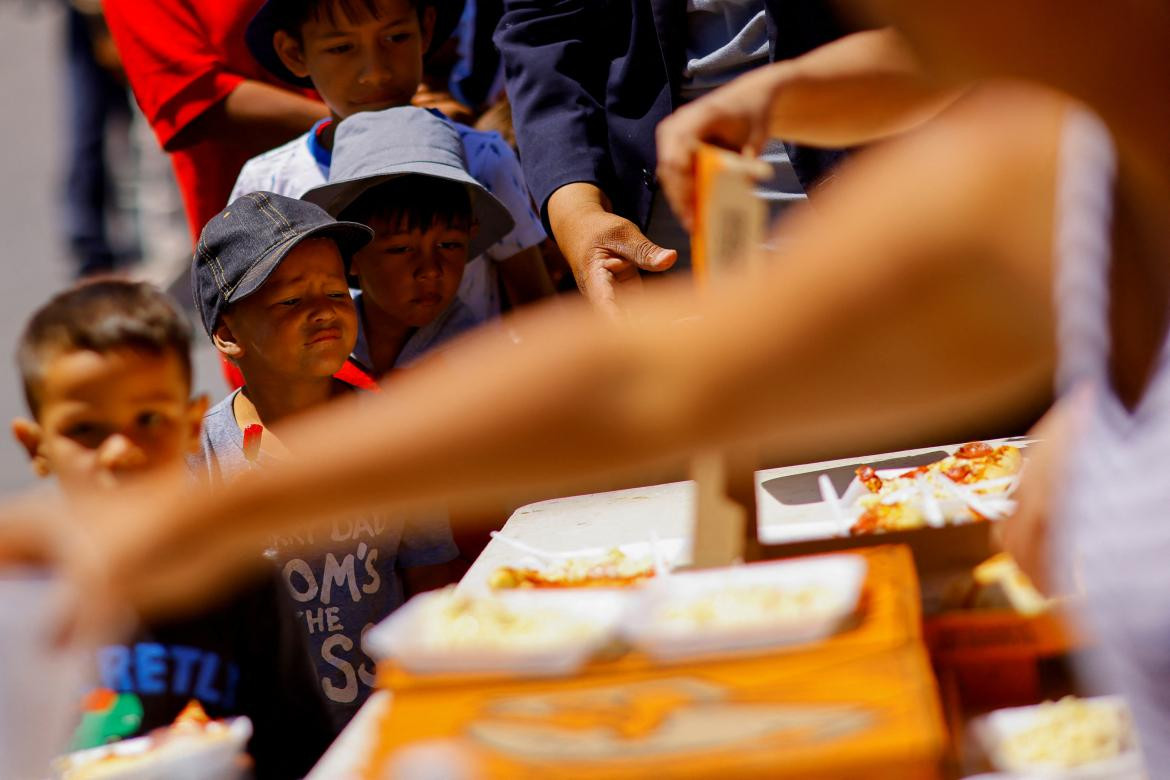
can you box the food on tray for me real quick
[654,583,841,632]
[414,588,605,651]
[489,548,657,589]
[997,696,1135,770]
[54,701,244,779]
[850,442,1022,535]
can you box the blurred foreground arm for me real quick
[1,86,1064,622]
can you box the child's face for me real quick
[352,217,470,328]
[12,349,205,495]
[217,239,358,380]
[275,0,435,120]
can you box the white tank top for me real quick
[1055,109,1170,772]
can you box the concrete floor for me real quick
[0,4,222,495]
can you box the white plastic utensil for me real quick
[817,474,853,535]
[648,530,671,578]
[916,475,946,528]
[942,479,1010,520]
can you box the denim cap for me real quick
[245,0,467,88]
[301,107,515,258]
[192,192,373,337]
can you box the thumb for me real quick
[622,234,678,273]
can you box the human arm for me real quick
[999,390,1090,595]
[546,183,677,316]
[102,0,327,156]
[495,1,678,311]
[657,28,960,230]
[1,86,1065,622]
[167,80,328,156]
[843,0,1170,197]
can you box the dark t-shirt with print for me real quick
[85,574,332,779]
[194,391,460,729]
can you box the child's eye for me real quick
[384,245,412,255]
[137,411,166,430]
[387,33,412,43]
[325,43,353,54]
[438,241,466,251]
[328,291,350,300]
[65,422,107,447]
[278,297,301,307]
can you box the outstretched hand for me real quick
[548,184,677,317]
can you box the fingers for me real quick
[656,112,701,232]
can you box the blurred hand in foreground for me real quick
[655,67,782,233]
[999,392,1088,594]
[547,183,677,317]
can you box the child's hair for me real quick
[272,0,424,38]
[17,279,192,416]
[338,176,472,235]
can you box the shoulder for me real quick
[233,132,316,198]
[456,125,517,169]
[200,392,242,454]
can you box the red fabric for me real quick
[334,360,382,392]
[218,358,377,394]
[242,424,264,462]
[104,0,318,240]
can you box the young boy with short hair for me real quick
[303,106,515,376]
[191,192,461,727]
[231,0,552,320]
[12,279,332,777]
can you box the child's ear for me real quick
[213,321,245,362]
[273,30,312,79]
[419,5,437,52]
[185,395,210,454]
[11,418,50,478]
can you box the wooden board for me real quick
[362,547,947,779]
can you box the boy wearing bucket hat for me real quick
[230,0,553,322]
[191,192,462,728]
[303,107,514,377]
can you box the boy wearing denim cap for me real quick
[230,0,552,322]
[191,193,461,728]
[303,106,514,377]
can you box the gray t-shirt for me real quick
[350,288,480,377]
[193,391,459,729]
[648,0,805,263]
[679,0,771,102]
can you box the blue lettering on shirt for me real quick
[96,643,240,708]
[134,643,167,695]
[170,646,203,696]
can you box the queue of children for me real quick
[9,0,555,773]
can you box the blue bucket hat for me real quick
[246,0,467,88]
[191,192,373,337]
[301,107,514,257]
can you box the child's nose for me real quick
[359,49,393,85]
[97,433,149,473]
[415,247,444,279]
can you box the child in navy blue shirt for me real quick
[11,279,331,778]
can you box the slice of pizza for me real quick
[490,549,657,589]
